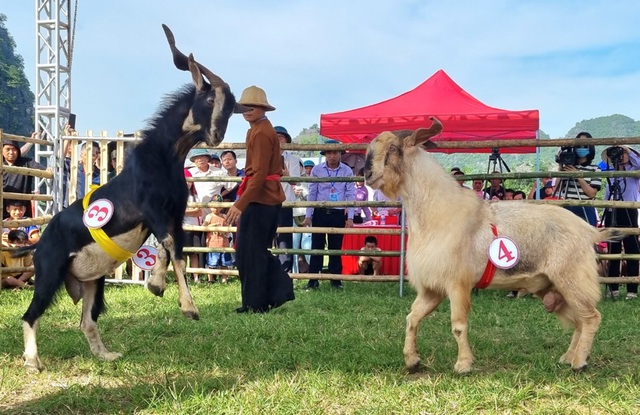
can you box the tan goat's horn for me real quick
[161,24,228,89]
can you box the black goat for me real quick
[20,25,247,372]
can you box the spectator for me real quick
[183,169,203,283]
[274,125,302,272]
[512,190,527,200]
[2,139,47,218]
[220,150,245,202]
[302,159,315,176]
[555,132,601,226]
[528,177,553,200]
[3,200,40,245]
[302,139,356,290]
[358,235,382,276]
[209,152,222,169]
[1,229,34,289]
[223,85,294,313]
[451,169,470,189]
[293,161,311,273]
[504,189,515,200]
[74,142,101,201]
[483,171,506,200]
[601,145,640,300]
[472,179,489,200]
[188,148,226,221]
[353,167,371,224]
[203,195,232,283]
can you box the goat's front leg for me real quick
[147,244,169,297]
[159,235,199,320]
[404,288,444,373]
[80,279,122,361]
[449,286,474,374]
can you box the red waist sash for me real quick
[237,174,281,198]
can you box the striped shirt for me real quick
[558,164,601,200]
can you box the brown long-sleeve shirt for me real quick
[234,118,285,212]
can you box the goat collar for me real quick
[82,187,135,263]
[476,224,499,289]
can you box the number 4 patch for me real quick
[488,236,520,269]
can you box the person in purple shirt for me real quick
[302,141,355,290]
[601,145,640,300]
[353,167,371,224]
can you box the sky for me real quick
[2,0,640,143]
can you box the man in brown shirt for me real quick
[224,85,295,313]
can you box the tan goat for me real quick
[363,118,619,374]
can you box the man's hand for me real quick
[345,218,354,228]
[224,205,242,226]
[302,217,311,227]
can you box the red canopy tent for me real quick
[320,69,539,153]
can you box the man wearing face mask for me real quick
[553,132,601,226]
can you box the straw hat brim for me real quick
[237,102,276,112]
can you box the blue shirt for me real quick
[306,162,355,219]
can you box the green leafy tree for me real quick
[0,14,35,136]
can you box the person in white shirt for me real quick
[187,148,226,224]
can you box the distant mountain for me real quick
[566,114,640,138]
[290,115,640,193]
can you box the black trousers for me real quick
[236,203,295,311]
[308,208,345,287]
[276,206,294,272]
[604,207,639,293]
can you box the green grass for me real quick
[1,281,640,414]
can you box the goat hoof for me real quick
[23,357,44,373]
[454,361,473,374]
[182,310,200,320]
[572,364,588,373]
[98,351,122,361]
[406,360,422,374]
[147,284,165,298]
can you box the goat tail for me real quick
[11,242,38,258]
[595,227,635,244]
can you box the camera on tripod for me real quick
[555,146,577,166]
[605,146,625,165]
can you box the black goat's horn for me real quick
[161,24,228,89]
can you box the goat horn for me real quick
[161,24,228,89]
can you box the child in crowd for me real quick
[358,235,382,276]
[1,229,35,289]
[3,200,40,244]
[202,195,232,283]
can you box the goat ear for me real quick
[406,117,443,147]
[187,54,204,91]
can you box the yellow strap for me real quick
[82,186,135,263]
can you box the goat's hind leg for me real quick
[404,288,444,373]
[22,262,68,372]
[147,244,169,297]
[80,277,122,361]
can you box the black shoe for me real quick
[331,282,343,290]
[235,306,249,313]
[304,284,319,291]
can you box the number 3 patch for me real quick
[487,236,520,269]
[83,198,115,229]
[133,245,158,271]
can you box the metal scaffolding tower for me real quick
[34,0,74,215]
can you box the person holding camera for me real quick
[554,132,601,226]
[601,145,640,300]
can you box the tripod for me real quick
[600,159,639,300]
[484,148,510,199]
